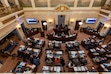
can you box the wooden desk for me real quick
[73,66,88,72]
[47,33,77,42]
[13,61,36,73]
[83,28,105,39]
[42,66,64,73]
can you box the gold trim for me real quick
[55,4,70,12]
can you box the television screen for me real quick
[85,18,96,24]
[26,18,38,24]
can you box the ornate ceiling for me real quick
[0,0,107,7]
[17,0,106,7]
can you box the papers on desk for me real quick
[84,66,88,71]
[90,49,96,52]
[20,45,25,48]
[71,51,77,54]
[47,54,53,58]
[27,48,32,51]
[19,62,25,66]
[33,49,39,53]
[96,47,100,50]
[43,70,49,73]
[78,50,85,54]
[77,67,81,71]
[27,64,36,69]
[93,52,99,55]
[56,51,62,55]
[34,38,39,41]
[38,41,43,44]
[101,45,107,48]
[46,50,52,54]
[42,66,53,72]
[24,71,32,73]
[73,66,88,72]
[74,67,78,71]
[81,66,85,71]
[71,54,76,58]
[54,66,60,72]
[28,43,32,45]
[42,66,49,71]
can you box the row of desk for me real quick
[13,61,36,73]
[83,28,105,39]
[47,33,77,42]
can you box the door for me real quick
[97,22,104,32]
[21,23,26,33]
[58,15,65,25]
[12,29,21,40]
[74,20,81,30]
[107,28,111,35]
[41,21,47,31]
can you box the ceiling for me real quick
[15,0,106,7]
[0,0,107,7]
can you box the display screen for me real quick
[26,18,38,24]
[85,18,96,24]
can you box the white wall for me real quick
[23,7,100,30]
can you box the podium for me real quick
[41,31,45,37]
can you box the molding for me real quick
[100,9,111,13]
[0,10,24,21]
[23,7,101,12]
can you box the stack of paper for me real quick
[56,51,62,55]
[54,66,60,72]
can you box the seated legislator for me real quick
[60,58,65,66]
[55,58,60,64]
[67,61,74,68]
[30,56,40,66]
[45,58,53,65]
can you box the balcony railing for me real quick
[101,5,111,11]
[0,5,23,17]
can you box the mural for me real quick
[51,0,74,7]
[77,0,90,7]
[93,0,106,7]
[35,0,47,7]
[18,0,32,7]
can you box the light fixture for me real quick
[48,19,53,24]
[79,22,83,26]
[16,24,21,29]
[70,19,75,24]
[43,22,47,26]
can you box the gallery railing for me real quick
[0,5,23,17]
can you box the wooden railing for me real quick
[101,5,111,11]
[0,5,23,17]
[0,7,10,17]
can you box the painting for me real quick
[51,0,74,7]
